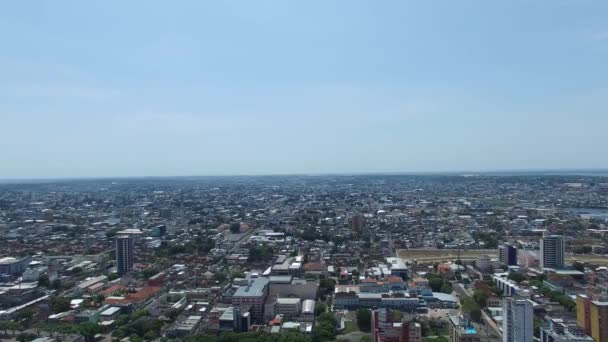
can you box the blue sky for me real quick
[1,1,607,178]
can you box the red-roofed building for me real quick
[102,284,127,297]
[303,262,326,275]
[105,286,161,306]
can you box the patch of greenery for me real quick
[343,320,359,334]
[315,312,338,341]
[356,309,371,332]
[248,245,274,262]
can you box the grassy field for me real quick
[398,249,497,261]
[343,320,359,334]
[397,249,608,265]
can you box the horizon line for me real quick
[2,167,608,183]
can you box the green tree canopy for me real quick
[356,308,372,332]
[49,296,71,313]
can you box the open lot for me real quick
[398,249,497,262]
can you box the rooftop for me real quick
[386,257,407,270]
[234,278,269,297]
[0,257,18,265]
[277,298,301,305]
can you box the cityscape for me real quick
[1,174,608,342]
[2,1,608,342]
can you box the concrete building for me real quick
[502,297,533,342]
[540,317,593,342]
[499,243,518,266]
[574,296,608,342]
[372,309,420,342]
[590,301,608,342]
[401,321,422,342]
[385,257,408,280]
[99,306,121,321]
[540,235,565,270]
[0,257,30,275]
[475,255,497,273]
[231,278,269,323]
[352,213,366,237]
[448,315,480,342]
[167,315,203,337]
[493,275,521,297]
[115,235,133,275]
[576,294,592,335]
[274,298,301,318]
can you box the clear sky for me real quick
[1,1,608,178]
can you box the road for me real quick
[229,228,256,253]
[336,331,370,342]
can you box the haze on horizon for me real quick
[1,1,608,179]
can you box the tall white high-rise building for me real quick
[540,235,565,270]
[116,235,134,275]
[502,297,533,342]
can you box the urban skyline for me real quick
[1,1,608,342]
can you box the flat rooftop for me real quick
[234,278,269,297]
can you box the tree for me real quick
[573,262,585,272]
[93,294,106,304]
[55,324,74,338]
[440,282,453,294]
[38,274,50,287]
[428,277,443,292]
[248,245,274,262]
[4,321,23,336]
[507,272,526,284]
[16,309,35,321]
[165,309,180,321]
[49,296,71,313]
[107,273,120,281]
[131,309,148,321]
[144,330,158,341]
[315,312,337,341]
[16,332,37,342]
[534,317,543,338]
[391,310,403,322]
[231,271,246,280]
[70,267,83,275]
[130,333,143,342]
[574,246,592,254]
[213,271,228,284]
[461,297,482,322]
[356,309,372,332]
[319,278,336,300]
[423,337,448,342]
[141,268,160,279]
[473,290,488,308]
[75,322,100,342]
[32,322,45,337]
[315,302,327,316]
[230,223,241,234]
[0,320,11,335]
